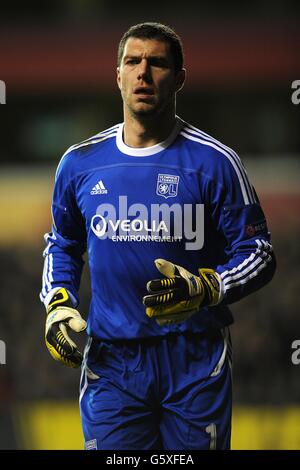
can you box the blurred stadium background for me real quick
[0,0,300,450]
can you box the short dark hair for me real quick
[117,22,184,73]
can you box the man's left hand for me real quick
[143,259,221,326]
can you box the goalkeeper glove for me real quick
[143,259,221,326]
[45,288,87,368]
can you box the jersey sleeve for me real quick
[206,148,276,305]
[40,151,87,308]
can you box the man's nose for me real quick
[137,59,152,81]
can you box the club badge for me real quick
[156,174,179,199]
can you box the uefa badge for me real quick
[156,174,179,199]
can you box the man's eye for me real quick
[126,59,139,65]
[150,59,168,68]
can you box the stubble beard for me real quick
[128,98,159,118]
[122,86,175,122]
[126,95,173,121]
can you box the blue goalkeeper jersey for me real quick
[40,116,276,341]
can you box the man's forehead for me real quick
[123,37,171,57]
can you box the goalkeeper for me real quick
[40,22,276,450]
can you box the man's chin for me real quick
[131,104,159,117]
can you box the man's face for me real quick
[117,37,184,117]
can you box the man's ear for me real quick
[116,67,121,90]
[175,68,186,93]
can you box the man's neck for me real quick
[123,109,177,148]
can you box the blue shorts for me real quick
[79,328,232,450]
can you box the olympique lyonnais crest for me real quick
[156,174,179,199]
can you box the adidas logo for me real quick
[90,180,108,195]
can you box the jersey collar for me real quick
[116,116,184,156]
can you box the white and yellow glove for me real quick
[143,259,221,326]
[45,288,87,368]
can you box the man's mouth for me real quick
[134,87,154,96]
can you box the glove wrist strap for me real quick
[47,288,74,314]
[198,269,221,306]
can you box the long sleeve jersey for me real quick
[40,117,276,341]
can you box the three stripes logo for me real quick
[90,180,108,195]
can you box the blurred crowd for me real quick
[231,231,300,404]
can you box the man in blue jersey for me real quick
[41,22,276,450]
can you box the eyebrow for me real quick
[123,54,169,62]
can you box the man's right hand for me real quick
[45,288,87,368]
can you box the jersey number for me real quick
[205,423,217,450]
